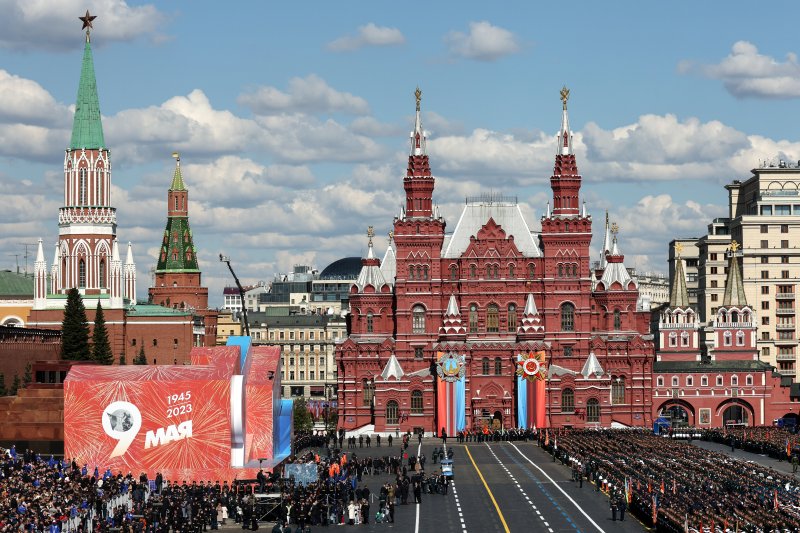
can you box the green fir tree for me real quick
[0,373,6,396]
[61,288,90,360]
[22,363,32,388]
[91,302,113,365]
[10,374,20,396]
[119,353,127,365]
[134,345,148,365]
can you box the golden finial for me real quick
[675,242,684,257]
[730,240,740,252]
[171,151,180,162]
[367,226,375,246]
[610,222,619,236]
[415,87,422,112]
[560,86,570,111]
[388,230,394,243]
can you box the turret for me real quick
[109,239,123,308]
[709,240,757,361]
[657,242,701,359]
[550,86,581,217]
[124,242,137,304]
[33,239,47,309]
[403,88,434,219]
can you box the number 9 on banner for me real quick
[101,401,142,458]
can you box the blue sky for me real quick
[2,0,800,306]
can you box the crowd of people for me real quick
[545,429,800,532]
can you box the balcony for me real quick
[776,308,796,316]
[776,323,796,331]
[777,292,796,300]
[776,353,797,361]
[775,338,799,346]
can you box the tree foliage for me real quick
[91,302,113,365]
[10,374,20,396]
[22,363,32,388]
[0,374,6,396]
[119,353,127,365]
[134,345,148,365]
[61,288,90,360]
[293,397,314,433]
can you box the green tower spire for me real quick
[170,152,186,191]
[69,36,105,150]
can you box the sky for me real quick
[3,0,800,307]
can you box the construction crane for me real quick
[219,254,250,337]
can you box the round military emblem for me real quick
[516,350,547,382]
[436,352,466,382]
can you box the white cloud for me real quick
[444,21,520,61]
[327,23,405,52]
[238,75,370,115]
[0,0,164,51]
[350,116,404,137]
[679,41,800,99]
[0,70,72,127]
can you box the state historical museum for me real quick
[336,89,655,433]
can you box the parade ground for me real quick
[283,438,650,533]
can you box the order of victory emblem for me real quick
[516,351,547,382]
[436,352,466,382]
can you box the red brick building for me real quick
[652,243,797,427]
[148,154,218,348]
[336,89,655,433]
[27,23,196,364]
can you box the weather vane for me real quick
[415,87,422,112]
[367,226,374,246]
[560,86,570,110]
[388,230,394,243]
[675,242,684,257]
[79,10,97,42]
[730,240,740,253]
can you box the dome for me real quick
[319,257,362,280]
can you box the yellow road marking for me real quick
[464,445,511,533]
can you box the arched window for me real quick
[561,303,575,331]
[528,263,535,278]
[469,304,478,333]
[412,305,425,333]
[731,375,738,386]
[509,264,515,278]
[98,259,106,289]
[386,400,399,425]
[736,331,745,346]
[746,375,753,386]
[507,304,517,332]
[558,264,563,277]
[174,197,179,210]
[561,388,574,413]
[366,312,374,333]
[613,309,621,330]
[724,331,732,346]
[657,376,664,387]
[669,332,678,347]
[482,357,489,375]
[409,266,416,280]
[78,259,86,288]
[487,304,499,332]
[586,398,600,423]
[79,168,87,204]
[470,264,477,278]
[411,391,423,414]
[494,357,502,375]
[681,331,689,347]
[611,378,625,405]
[362,379,375,407]
[423,265,429,280]
[449,265,458,280]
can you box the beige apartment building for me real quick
[673,161,800,378]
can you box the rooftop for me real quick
[0,270,34,298]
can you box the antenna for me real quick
[17,243,36,276]
[8,254,20,274]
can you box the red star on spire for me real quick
[79,10,97,31]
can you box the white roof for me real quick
[380,353,404,381]
[380,244,396,286]
[581,352,604,378]
[442,201,541,259]
[598,239,637,290]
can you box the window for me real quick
[366,313,374,333]
[412,305,426,333]
[711,280,718,288]
[782,224,789,233]
[469,304,478,333]
[716,375,723,386]
[494,357,502,375]
[782,240,790,249]
[762,332,771,341]
[723,331,732,346]
[782,270,790,279]
[480,357,490,375]
[290,357,295,366]
[362,379,375,407]
[701,376,708,387]
[564,346,573,357]
[761,256,769,264]
[761,224,768,233]
[386,400,399,424]
[763,347,770,357]
[470,265,477,278]
[310,371,315,380]
[746,375,753,386]
[731,375,738,386]
[783,256,790,264]
[686,376,693,387]
[411,391,423,414]
[586,399,600,423]
[761,240,769,249]
[762,301,770,310]
[613,309,621,331]
[299,371,304,380]
[736,331,745,346]
[509,264,515,278]
[79,168,87,204]
[762,286,770,295]
[611,378,625,405]
[669,332,677,347]
[561,388,575,413]
[681,331,689,347]
[131,339,136,347]
[414,347,424,360]
[710,267,718,275]
[710,253,718,261]
[78,259,86,288]
[507,304,517,332]
[672,376,679,387]
[98,259,106,288]
[561,303,575,331]
[450,265,458,280]
[763,317,770,325]
[528,263,535,278]
[487,304,499,332]
[657,376,664,387]
[290,371,295,380]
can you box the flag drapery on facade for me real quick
[515,351,547,428]
[436,352,466,435]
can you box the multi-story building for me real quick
[256,266,317,313]
[337,89,655,434]
[222,284,262,314]
[629,270,670,310]
[311,257,361,315]
[247,311,345,399]
[676,161,800,378]
[27,20,195,364]
[215,310,242,345]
